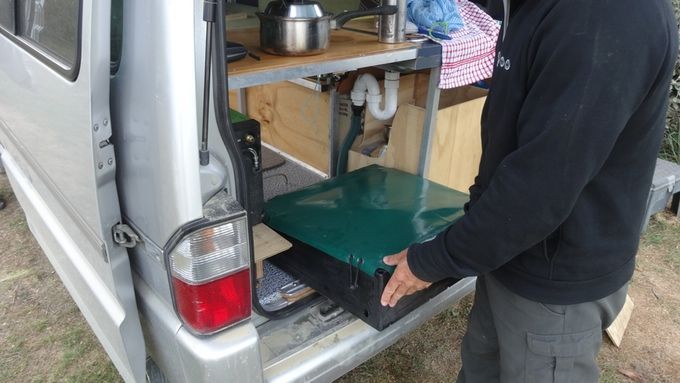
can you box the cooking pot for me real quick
[256,1,398,56]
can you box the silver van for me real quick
[0,1,475,381]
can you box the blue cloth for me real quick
[407,0,464,34]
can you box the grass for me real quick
[599,366,621,383]
[663,0,680,164]
[641,214,680,272]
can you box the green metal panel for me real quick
[264,165,468,275]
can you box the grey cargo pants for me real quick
[456,275,628,383]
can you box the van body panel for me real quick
[1,148,145,383]
[0,1,145,381]
[111,0,204,248]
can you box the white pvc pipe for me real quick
[350,71,400,121]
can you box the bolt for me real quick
[103,118,109,126]
[97,162,104,169]
[107,158,114,165]
[93,124,99,132]
[245,134,256,144]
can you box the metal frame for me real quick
[228,40,444,178]
[227,41,442,90]
[417,66,442,176]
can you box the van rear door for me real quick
[0,1,145,381]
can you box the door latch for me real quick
[112,223,141,248]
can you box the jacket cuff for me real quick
[407,235,449,283]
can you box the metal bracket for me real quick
[348,254,364,290]
[112,223,141,248]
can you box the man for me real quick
[380,0,678,381]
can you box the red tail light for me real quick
[168,217,252,334]
[173,269,251,333]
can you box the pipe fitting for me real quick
[350,71,401,121]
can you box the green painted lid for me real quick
[229,109,249,124]
[264,165,468,275]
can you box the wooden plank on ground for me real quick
[606,294,635,347]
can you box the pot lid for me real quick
[262,0,326,19]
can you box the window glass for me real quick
[17,0,79,66]
[0,0,15,31]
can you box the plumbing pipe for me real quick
[351,71,400,121]
[337,106,365,175]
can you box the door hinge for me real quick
[112,223,141,248]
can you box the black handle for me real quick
[332,5,398,29]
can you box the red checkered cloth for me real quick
[434,0,500,89]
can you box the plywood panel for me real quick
[253,223,292,263]
[349,86,486,193]
[347,104,424,174]
[384,105,425,174]
[413,72,489,108]
[427,96,485,193]
[253,223,292,280]
[358,74,418,148]
[244,82,331,172]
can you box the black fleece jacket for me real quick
[408,0,679,304]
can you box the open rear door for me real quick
[0,1,144,381]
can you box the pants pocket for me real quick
[525,327,602,383]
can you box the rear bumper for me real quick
[135,261,474,383]
[263,277,476,383]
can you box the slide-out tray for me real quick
[264,165,469,330]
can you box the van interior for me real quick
[217,2,486,329]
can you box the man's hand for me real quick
[380,249,432,308]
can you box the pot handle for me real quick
[331,5,398,30]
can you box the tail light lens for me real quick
[169,218,252,334]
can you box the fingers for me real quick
[388,284,409,308]
[382,255,398,266]
[383,249,407,266]
[380,249,431,308]
[381,278,399,306]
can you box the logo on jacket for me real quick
[497,52,511,71]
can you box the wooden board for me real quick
[253,223,292,280]
[349,86,486,193]
[606,294,635,347]
[241,82,331,172]
[253,223,292,263]
[226,28,414,81]
[348,104,425,175]
[231,73,418,173]
[384,104,425,174]
[426,96,486,193]
[357,74,417,148]
[413,72,489,108]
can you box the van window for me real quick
[0,0,15,31]
[16,0,80,66]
